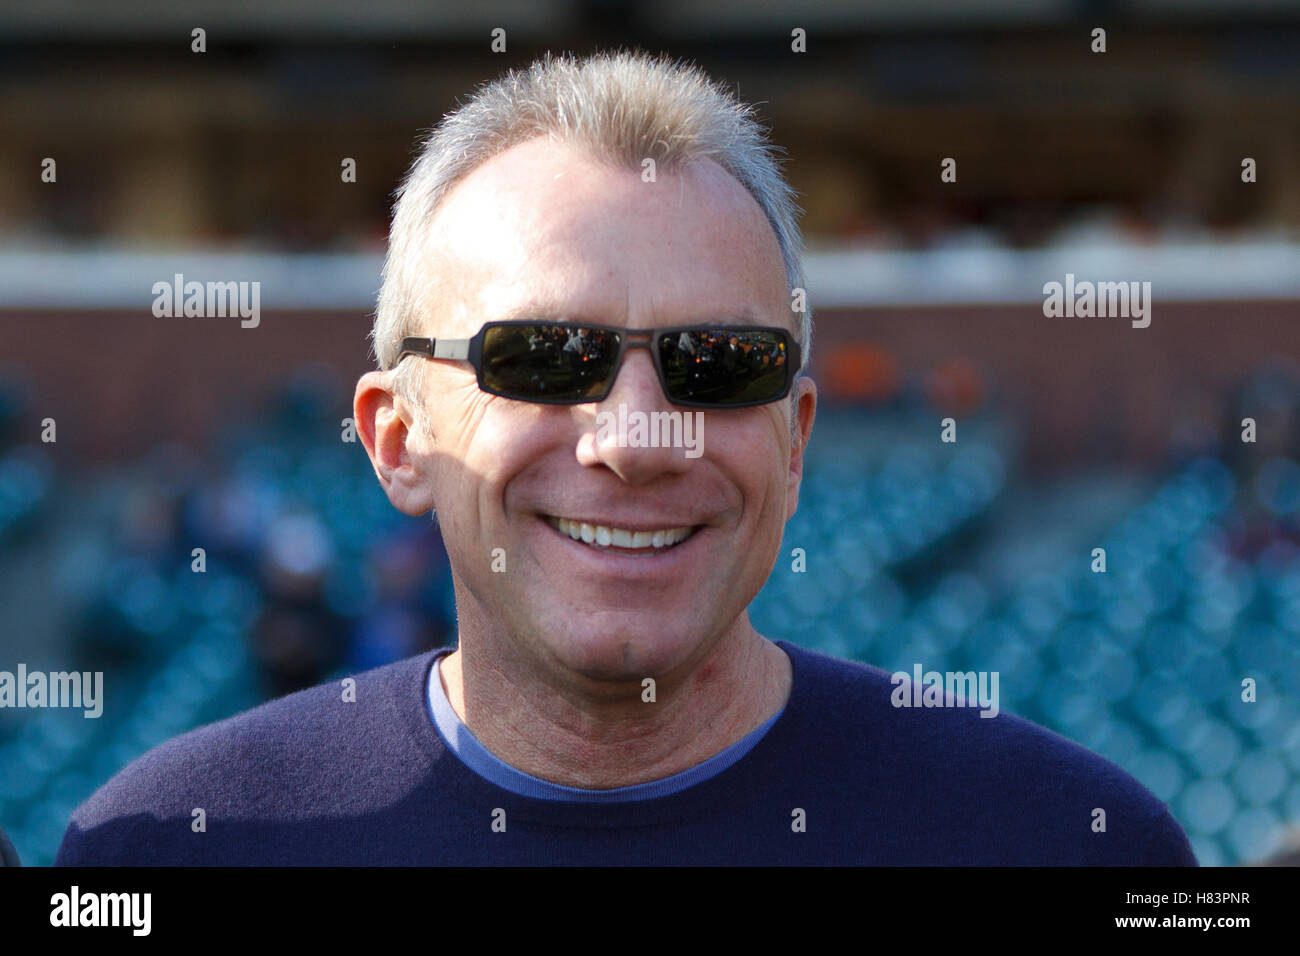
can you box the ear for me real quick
[785,376,817,522]
[354,370,437,517]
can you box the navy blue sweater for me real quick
[56,641,1197,865]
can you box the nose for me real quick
[575,347,695,484]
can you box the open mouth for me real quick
[543,515,701,556]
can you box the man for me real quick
[57,51,1195,865]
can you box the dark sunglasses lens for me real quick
[481,325,621,401]
[658,330,792,405]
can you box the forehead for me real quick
[419,137,789,335]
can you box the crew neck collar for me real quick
[428,650,790,801]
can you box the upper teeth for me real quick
[550,517,693,549]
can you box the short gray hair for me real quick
[372,49,812,408]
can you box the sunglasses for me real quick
[398,321,801,408]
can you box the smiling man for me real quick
[57,50,1196,865]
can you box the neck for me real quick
[437,619,792,789]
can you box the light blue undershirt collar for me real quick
[427,653,784,802]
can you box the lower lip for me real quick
[535,516,704,575]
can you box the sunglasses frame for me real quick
[398,320,802,409]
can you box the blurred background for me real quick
[1,0,1299,866]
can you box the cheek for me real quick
[421,391,499,517]
[452,403,575,513]
[478,406,563,472]
[707,419,789,521]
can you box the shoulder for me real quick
[776,641,1196,864]
[56,650,440,865]
[782,639,1130,776]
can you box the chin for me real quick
[539,622,702,683]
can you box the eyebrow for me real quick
[490,307,774,326]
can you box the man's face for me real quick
[362,137,815,683]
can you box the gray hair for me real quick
[372,49,812,416]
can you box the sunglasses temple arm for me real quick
[398,338,472,361]
[432,339,471,360]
